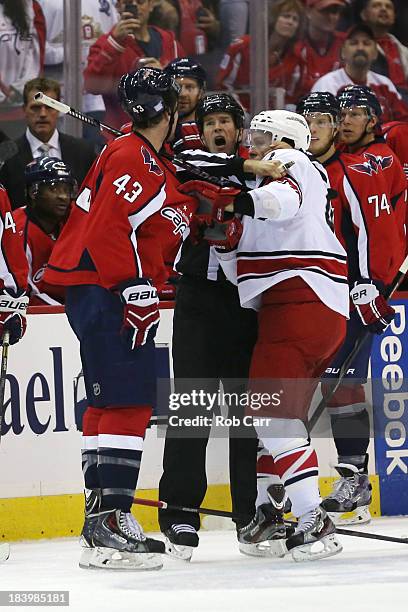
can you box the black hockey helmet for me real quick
[164,58,207,89]
[195,93,245,133]
[296,91,340,121]
[118,67,181,123]
[25,156,77,198]
[337,85,382,119]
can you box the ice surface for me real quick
[1,518,408,612]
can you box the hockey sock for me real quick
[82,407,104,490]
[256,452,282,507]
[272,443,320,517]
[330,409,370,471]
[97,405,152,512]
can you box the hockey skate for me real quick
[163,524,199,561]
[89,509,165,570]
[321,464,372,526]
[286,506,342,562]
[79,489,100,569]
[0,543,10,563]
[237,485,289,558]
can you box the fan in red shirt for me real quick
[83,0,184,130]
[295,0,347,93]
[216,0,306,112]
[14,157,77,306]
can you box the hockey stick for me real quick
[34,91,292,191]
[133,497,250,522]
[34,92,123,138]
[134,497,408,545]
[0,330,10,445]
[308,253,408,432]
[284,519,408,545]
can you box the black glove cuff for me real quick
[233,193,255,217]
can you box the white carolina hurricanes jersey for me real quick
[217,148,349,317]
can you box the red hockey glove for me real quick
[158,278,178,301]
[0,288,28,345]
[178,180,241,221]
[204,217,243,252]
[119,279,160,349]
[350,279,395,334]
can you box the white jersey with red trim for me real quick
[217,148,349,316]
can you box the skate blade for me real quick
[239,539,287,558]
[88,547,163,571]
[79,546,93,569]
[291,533,343,562]
[164,538,194,562]
[0,543,10,563]
[329,506,371,526]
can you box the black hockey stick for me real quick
[133,497,250,522]
[308,253,408,432]
[35,91,292,191]
[0,330,10,445]
[284,519,408,545]
[134,497,408,545]
[34,92,123,138]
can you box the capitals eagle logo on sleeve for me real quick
[349,152,394,176]
[141,146,163,176]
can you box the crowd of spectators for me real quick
[1,0,408,202]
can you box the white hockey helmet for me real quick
[250,110,311,151]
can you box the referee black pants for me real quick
[159,276,258,531]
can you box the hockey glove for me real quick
[350,279,395,334]
[204,217,243,252]
[0,288,28,345]
[118,279,160,349]
[188,213,213,245]
[179,180,241,221]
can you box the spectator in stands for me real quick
[356,0,408,95]
[37,0,119,147]
[312,24,408,122]
[0,0,46,139]
[216,0,306,111]
[0,78,96,210]
[84,0,185,130]
[219,0,249,49]
[296,0,347,92]
[150,1,220,54]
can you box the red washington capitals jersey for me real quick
[14,207,66,306]
[324,141,406,287]
[382,121,408,183]
[0,187,28,292]
[44,132,197,291]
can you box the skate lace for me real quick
[331,476,357,503]
[295,508,319,534]
[118,512,146,542]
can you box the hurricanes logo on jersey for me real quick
[141,147,163,176]
[349,152,393,176]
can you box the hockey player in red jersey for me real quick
[44,67,197,571]
[297,88,406,525]
[14,157,77,306]
[200,110,349,561]
[0,186,29,345]
[164,58,206,154]
[382,120,408,182]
